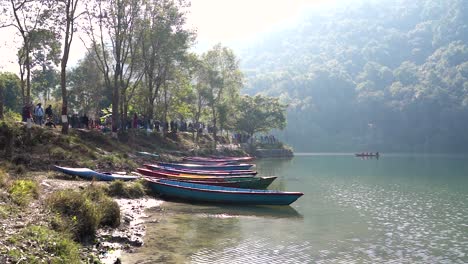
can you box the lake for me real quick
[122,153,468,263]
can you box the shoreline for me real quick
[95,197,163,264]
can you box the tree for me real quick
[84,0,142,133]
[138,0,192,123]
[0,72,21,118]
[67,50,110,116]
[200,44,243,145]
[235,95,287,138]
[53,0,81,134]
[0,0,53,105]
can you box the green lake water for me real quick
[122,154,468,263]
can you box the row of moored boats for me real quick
[54,156,303,206]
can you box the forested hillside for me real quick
[241,0,468,152]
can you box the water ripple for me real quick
[190,238,312,264]
[326,183,468,263]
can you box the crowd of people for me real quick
[20,106,282,146]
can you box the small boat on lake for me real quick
[145,178,303,205]
[355,152,380,157]
[156,161,254,171]
[54,166,139,181]
[145,164,258,176]
[137,168,255,181]
[142,176,276,189]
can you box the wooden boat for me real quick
[355,152,380,157]
[142,176,276,189]
[145,179,303,205]
[145,164,258,176]
[183,156,254,163]
[137,168,255,181]
[156,161,254,171]
[54,166,138,181]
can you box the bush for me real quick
[108,180,146,198]
[99,197,121,228]
[6,225,80,264]
[8,179,39,206]
[47,190,100,242]
[47,186,121,242]
[49,146,70,160]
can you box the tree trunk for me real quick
[0,85,3,119]
[212,106,217,148]
[25,41,31,105]
[61,66,69,134]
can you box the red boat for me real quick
[137,168,256,182]
[145,164,258,176]
[182,156,254,163]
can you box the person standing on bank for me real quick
[34,103,44,126]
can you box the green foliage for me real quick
[107,179,146,198]
[8,179,39,206]
[235,95,287,136]
[47,186,121,242]
[6,225,80,264]
[98,197,121,228]
[242,0,468,152]
[47,190,100,241]
[49,146,70,160]
[0,72,21,112]
[3,109,22,122]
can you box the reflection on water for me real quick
[164,202,303,219]
[123,154,468,263]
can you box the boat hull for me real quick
[144,176,276,189]
[54,166,138,181]
[137,168,255,181]
[157,161,254,171]
[145,164,257,176]
[146,179,303,205]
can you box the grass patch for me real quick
[107,179,146,198]
[5,225,80,264]
[47,185,121,242]
[0,168,8,187]
[49,146,70,160]
[8,179,39,206]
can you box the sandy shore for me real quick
[96,198,163,264]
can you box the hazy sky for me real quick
[187,0,330,48]
[0,0,332,73]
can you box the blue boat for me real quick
[145,179,303,205]
[54,166,139,181]
[136,151,160,158]
[157,161,254,171]
[145,164,258,176]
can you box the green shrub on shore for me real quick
[8,179,39,206]
[99,197,121,227]
[5,225,80,264]
[47,190,100,242]
[47,186,121,242]
[107,179,146,198]
[49,146,70,160]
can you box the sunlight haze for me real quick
[187,0,332,50]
